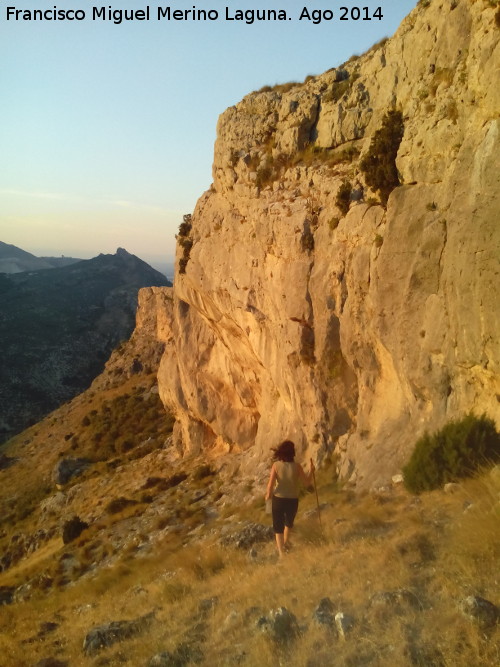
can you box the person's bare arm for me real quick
[265,464,277,500]
[297,461,315,487]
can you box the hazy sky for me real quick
[1,0,418,268]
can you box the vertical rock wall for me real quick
[156,0,500,487]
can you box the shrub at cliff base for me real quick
[403,414,500,494]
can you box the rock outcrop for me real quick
[156,0,499,487]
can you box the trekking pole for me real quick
[310,458,323,532]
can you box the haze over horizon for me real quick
[0,238,174,278]
[1,0,418,264]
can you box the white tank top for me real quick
[274,461,300,498]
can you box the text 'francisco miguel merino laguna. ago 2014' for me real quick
[5,5,385,25]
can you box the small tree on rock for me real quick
[360,110,404,205]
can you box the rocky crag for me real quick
[0,248,170,443]
[155,0,499,488]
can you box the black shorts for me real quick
[272,496,299,534]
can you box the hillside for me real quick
[0,241,83,273]
[0,248,170,443]
[0,241,56,273]
[0,289,498,665]
[39,256,84,269]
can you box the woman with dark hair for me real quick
[264,440,315,558]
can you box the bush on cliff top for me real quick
[403,414,500,494]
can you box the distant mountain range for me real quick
[0,245,170,444]
[0,241,82,274]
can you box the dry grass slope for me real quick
[0,457,498,666]
[0,330,498,666]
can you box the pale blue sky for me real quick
[0,0,417,268]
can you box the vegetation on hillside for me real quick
[403,414,500,493]
[0,458,498,665]
[76,387,175,462]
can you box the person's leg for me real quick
[283,498,299,550]
[272,496,286,557]
[275,532,285,557]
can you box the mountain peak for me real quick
[116,247,132,257]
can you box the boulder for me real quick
[312,597,335,627]
[257,607,299,643]
[148,643,203,666]
[53,458,91,486]
[335,612,355,638]
[220,522,273,549]
[40,492,66,517]
[459,596,499,629]
[444,483,461,494]
[83,611,154,656]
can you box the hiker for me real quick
[264,440,315,558]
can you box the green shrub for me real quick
[177,214,192,238]
[106,497,138,514]
[76,389,175,463]
[403,414,500,494]
[336,180,352,216]
[178,214,193,274]
[253,81,300,95]
[359,110,404,205]
[178,237,193,275]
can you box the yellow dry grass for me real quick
[0,466,498,667]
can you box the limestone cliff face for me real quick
[156,0,500,488]
[89,286,173,393]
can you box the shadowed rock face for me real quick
[150,2,500,488]
[0,248,170,444]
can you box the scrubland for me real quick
[0,449,498,666]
